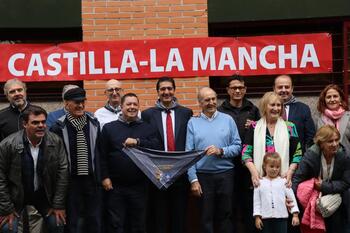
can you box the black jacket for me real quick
[99,119,161,185]
[292,144,350,195]
[0,130,69,215]
[0,104,31,142]
[218,98,260,141]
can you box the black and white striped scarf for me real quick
[66,113,89,176]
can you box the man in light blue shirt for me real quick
[186,87,241,233]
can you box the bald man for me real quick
[273,75,315,152]
[186,87,241,233]
[95,79,124,128]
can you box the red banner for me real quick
[0,33,332,82]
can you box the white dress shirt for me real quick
[28,138,42,191]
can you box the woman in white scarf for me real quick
[241,92,302,187]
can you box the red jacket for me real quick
[297,178,325,233]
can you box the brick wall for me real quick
[81,0,209,113]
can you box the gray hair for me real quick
[62,84,80,100]
[3,78,26,96]
[197,87,216,102]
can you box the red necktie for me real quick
[166,112,175,151]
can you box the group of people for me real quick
[0,74,349,233]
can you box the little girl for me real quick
[253,152,300,233]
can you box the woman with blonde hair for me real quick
[316,85,350,233]
[242,92,302,187]
[292,125,350,233]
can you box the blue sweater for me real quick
[186,111,242,182]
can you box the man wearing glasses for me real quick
[218,75,260,233]
[95,79,124,129]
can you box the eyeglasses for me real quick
[106,87,123,93]
[159,87,174,91]
[228,86,246,91]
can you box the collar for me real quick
[104,102,121,114]
[155,98,179,112]
[117,114,142,124]
[10,101,28,112]
[284,95,297,106]
[200,111,218,121]
[27,137,43,148]
[23,131,43,148]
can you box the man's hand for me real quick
[205,145,222,157]
[191,181,203,197]
[102,178,113,191]
[255,216,263,230]
[47,209,66,226]
[123,138,138,147]
[0,212,18,230]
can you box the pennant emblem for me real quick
[123,147,204,189]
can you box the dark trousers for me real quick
[66,176,102,233]
[324,203,346,233]
[344,188,350,233]
[149,177,189,233]
[232,162,256,233]
[261,218,287,233]
[106,182,148,233]
[197,169,234,233]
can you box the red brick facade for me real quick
[81,0,209,113]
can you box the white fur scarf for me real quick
[253,118,290,176]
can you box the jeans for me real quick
[1,211,63,233]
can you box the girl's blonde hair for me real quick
[262,152,282,176]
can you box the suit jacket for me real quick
[141,105,193,151]
[288,101,315,152]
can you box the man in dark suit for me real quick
[142,77,193,233]
[274,75,315,233]
[273,75,315,152]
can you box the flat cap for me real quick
[63,87,86,101]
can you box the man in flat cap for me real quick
[50,87,102,233]
[46,84,79,128]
